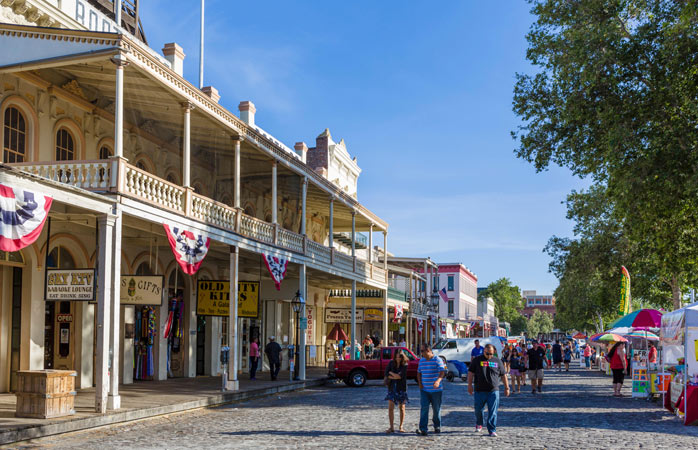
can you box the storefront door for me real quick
[9,267,22,391]
[196,315,206,375]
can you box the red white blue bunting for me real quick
[416,318,424,334]
[163,224,210,275]
[0,184,52,252]
[263,253,289,291]
[393,304,404,323]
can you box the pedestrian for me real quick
[363,335,374,359]
[355,340,362,360]
[384,349,409,433]
[552,340,562,372]
[563,344,572,372]
[249,337,260,380]
[509,350,523,393]
[471,339,484,360]
[519,349,528,386]
[527,341,546,394]
[648,342,657,364]
[264,336,282,381]
[608,341,627,397]
[574,341,581,359]
[502,345,511,374]
[416,345,446,436]
[545,344,552,368]
[399,338,407,348]
[468,344,510,437]
[583,344,592,370]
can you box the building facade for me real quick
[521,290,556,320]
[0,1,391,413]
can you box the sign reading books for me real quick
[120,276,164,306]
[46,269,95,301]
[196,280,259,318]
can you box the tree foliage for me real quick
[479,278,528,335]
[526,309,555,339]
[513,0,698,311]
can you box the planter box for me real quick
[15,370,76,419]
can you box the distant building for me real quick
[521,291,556,320]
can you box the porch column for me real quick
[299,263,307,380]
[226,245,240,390]
[328,197,334,248]
[351,212,356,258]
[95,212,115,413]
[108,205,123,410]
[182,102,192,187]
[301,177,307,235]
[271,161,278,224]
[233,137,242,209]
[112,53,127,159]
[383,232,388,271]
[368,224,373,264]
[350,280,357,360]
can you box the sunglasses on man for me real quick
[484,352,494,357]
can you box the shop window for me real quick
[47,246,76,269]
[3,106,26,163]
[55,128,75,161]
[0,250,24,265]
[447,275,454,291]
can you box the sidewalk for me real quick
[0,368,328,445]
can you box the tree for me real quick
[479,278,529,335]
[513,0,698,309]
[526,310,554,339]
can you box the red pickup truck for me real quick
[328,346,420,387]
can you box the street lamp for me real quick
[430,290,439,308]
[291,290,305,380]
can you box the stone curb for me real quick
[1,378,327,445]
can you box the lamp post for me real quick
[430,290,439,345]
[291,291,304,380]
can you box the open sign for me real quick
[57,314,73,323]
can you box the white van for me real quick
[432,337,504,366]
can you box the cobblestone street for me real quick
[16,366,698,449]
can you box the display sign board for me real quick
[46,269,95,301]
[196,280,259,318]
[325,308,364,324]
[364,308,383,321]
[119,276,164,306]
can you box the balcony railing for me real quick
[9,159,387,283]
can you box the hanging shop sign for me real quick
[306,305,314,342]
[364,308,383,321]
[325,308,364,324]
[120,276,164,306]
[196,280,259,318]
[45,269,95,301]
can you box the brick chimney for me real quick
[238,101,256,126]
[294,142,308,163]
[162,43,185,76]
[201,86,220,103]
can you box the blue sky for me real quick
[139,1,587,294]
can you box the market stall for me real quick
[660,302,698,426]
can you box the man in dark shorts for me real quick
[527,341,546,394]
[552,340,563,372]
[468,344,510,437]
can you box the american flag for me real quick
[439,287,449,303]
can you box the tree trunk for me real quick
[670,275,682,310]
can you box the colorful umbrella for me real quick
[327,323,349,341]
[609,309,662,329]
[623,331,659,341]
[591,333,628,343]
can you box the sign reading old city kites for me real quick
[325,308,364,324]
[196,280,259,318]
[120,276,164,306]
[45,269,95,301]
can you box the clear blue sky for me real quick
[139,1,587,294]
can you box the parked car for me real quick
[431,337,504,367]
[328,346,419,387]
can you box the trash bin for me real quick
[15,370,76,418]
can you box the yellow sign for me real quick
[120,276,164,306]
[364,308,383,321]
[196,280,259,318]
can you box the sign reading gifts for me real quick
[45,269,95,301]
[325,308,364,324]
[120,276,164,306]
[196,280,259,317]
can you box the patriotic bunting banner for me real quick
[263,253,289,291]
[440,321,447,335]
[0,184,52,252]
[430,315,437,332]
[393,304,404,323]
[416,318,424,334]
[163,224,210,275]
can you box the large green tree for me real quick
[526,309,555,339]
[479,278,524,322]
[513,0,698,309]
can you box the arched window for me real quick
[3,107,26,163]
[55,129,75,161]
[135,262,154,276]
[47,246,76,269]
[166,172,179,185]
[136,160,148,171]
[99,145,112,160]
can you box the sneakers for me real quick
[489,432,498,437]
[537,386,542,393]
[416,429,427,436]
[475,425,483,432]
[434,428,441,434]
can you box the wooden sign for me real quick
[196,280,259,318]
[120,276,164,306]
[46,269,95,301]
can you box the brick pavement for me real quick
[13,365,698,449]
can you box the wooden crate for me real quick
[15,370,76,419]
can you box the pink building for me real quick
[432,264,478,321]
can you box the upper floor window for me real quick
[432,276,438,290]
[99,145,113,160]
[448,299,454,315]
[56,129,75,161]
[3,107,26,163]
[447,275,454,291]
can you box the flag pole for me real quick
[199,0,205,89]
